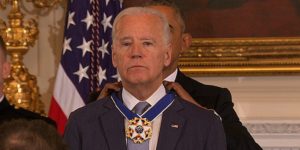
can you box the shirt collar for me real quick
[164,68,178,82]
[122,84,166,111]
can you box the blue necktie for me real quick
[127,102,151,150]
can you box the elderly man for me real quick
[64,7,226,150]
[91,1,262,149]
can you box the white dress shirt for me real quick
[164,69,178,82]
[122,85,166,150]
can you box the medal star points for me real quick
[126,117,152,144]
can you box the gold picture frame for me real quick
[122,1,300,76]
[179,37,300,76]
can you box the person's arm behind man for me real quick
[88,81,200,105]
[216,88,262,150]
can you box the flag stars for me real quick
[119,0,123,8]
[63,38,72,54]
[105,0,110,6]
[74,64,89,83]
[98,40,110,59]
[77,38,92,57]
[67,12,76,29]
[101,13,112,32]
[82,11,93,30]
[97,66,107,85]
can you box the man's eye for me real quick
[121,42,131,46]
[143,42,153,46]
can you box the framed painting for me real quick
[125,0,300,76]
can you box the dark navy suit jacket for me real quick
[64,91,227,150]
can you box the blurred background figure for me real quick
[0,36,56,127]
[0,119,67,150]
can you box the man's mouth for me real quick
[128,65,146,69]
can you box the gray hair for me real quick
[112,7,171,46]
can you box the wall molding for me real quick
[244,121,300,148]
[264,148,300,150]
[245,122,300,134]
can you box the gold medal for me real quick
[126,117,152,144]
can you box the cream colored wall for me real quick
[193,76,300,121]
[192,76,300,148]
[1,3,300,149]
[32,6,65,113]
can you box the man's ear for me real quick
[111,46,118,68]
[2,61,11,79]
[164,44,172,67]
[181,33,192,52]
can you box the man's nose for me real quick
[130,44,143,59]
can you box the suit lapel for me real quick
[99,93,127,150]
[156,98,186,150]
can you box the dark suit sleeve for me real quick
[0,98,56,127]
[215,88,240,123]
[175,70,262,149]
[216,88,262,150]
[63,112,81,150]
[205,114,227,150]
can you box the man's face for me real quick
[147,5,192,74]
[0,50,10,88]
[112,14,171,86]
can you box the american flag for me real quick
[48,0,122,134]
